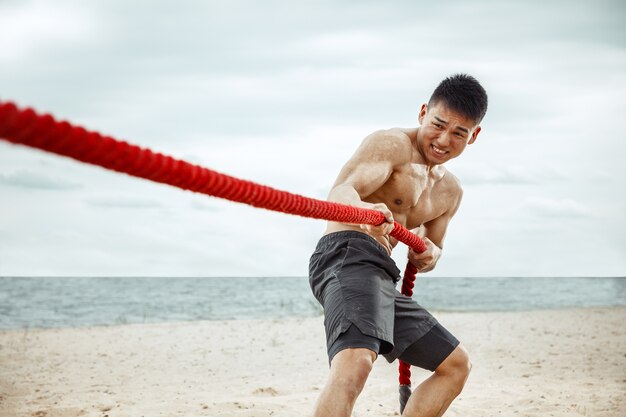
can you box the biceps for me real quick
[333,160,393,198]
[424,188,462,248]
[423,215,452,249]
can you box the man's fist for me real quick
[408,236,442,273]
[360,202,394,236]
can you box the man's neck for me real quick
[412,127,441,173]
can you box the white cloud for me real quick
[455,164,566,186]
[0,169,81,190]
[0,0,624,277]
[0,1,97,64]
[83,197,163,209]
[521,197,590,219]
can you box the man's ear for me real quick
[468,126,481,145]
[418,104,428,125]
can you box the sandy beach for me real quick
[1,307,624,417]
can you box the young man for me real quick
[309,74,488,417]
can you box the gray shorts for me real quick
[309,231,459,369]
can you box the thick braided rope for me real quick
[0,100,427,253]
[0,100,424,408]
[398,260,418,413]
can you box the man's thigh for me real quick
[396,322,460,371]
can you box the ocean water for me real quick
[0,276,624,330]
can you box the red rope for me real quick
[399,262,418,385]
[0,101,426,253]
[398,261,418,412]
[0,99,423,402]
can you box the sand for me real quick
[1,307,625,417]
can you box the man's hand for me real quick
[408,236,442,273]
[359,202,395,236]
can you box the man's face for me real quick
[417,102,481,165]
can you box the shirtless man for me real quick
[308,74,488,417]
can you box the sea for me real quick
[0,276,624,330]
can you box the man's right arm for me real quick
[327,130,411,235]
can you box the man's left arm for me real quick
[408,187,463,273]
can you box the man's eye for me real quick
[433,123,442,128]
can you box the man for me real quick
[308,74,488,417]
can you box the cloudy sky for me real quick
[1,0,624,277]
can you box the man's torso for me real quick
[324,128,461,253]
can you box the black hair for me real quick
[428,74,488,124]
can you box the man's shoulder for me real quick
[438,167,463,198]
[362,128,414,160]
[367,127,414,143]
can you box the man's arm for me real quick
[408,181,463,272]
[328,130,411,235]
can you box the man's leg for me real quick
[313,347,377,417]
[402,344,471,417]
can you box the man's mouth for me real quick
[431,144,448,157]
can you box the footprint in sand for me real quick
[253,387,279,396]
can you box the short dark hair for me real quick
[428,74,488,124]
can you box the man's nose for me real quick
[436,132,451,147]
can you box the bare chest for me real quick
[366,165,448,229]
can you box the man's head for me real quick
[417,74,488,165]
[428,73,488,125]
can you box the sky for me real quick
[0,0,625,277]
